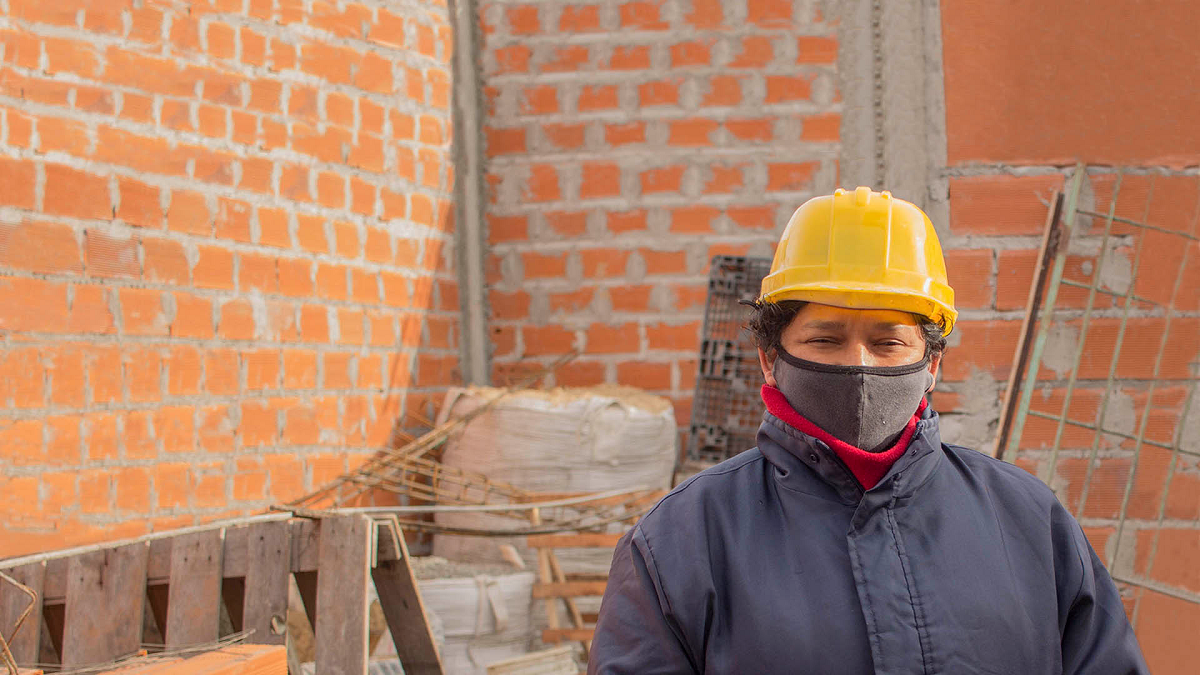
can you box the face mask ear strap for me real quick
[925,371,936,392]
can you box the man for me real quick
[588,187,1147,674]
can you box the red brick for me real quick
[797,35,838,63]
[172,292,213,339]
[120,287,170,336]
[581,248,630,277]
[204,349,240,396]
[523,325,577,354]
[606,45,650,70]
[765,75,813,103]
[640,165,685,194]
[948,174,1065,235]
[493,44,532,74]
[730,36,775,68]
[46,346,85,407]
[0,277,69,333]
[647,321,700,350]
[610,284,653,312]
[671,205,720,233]
[940,320,1023,381]
[142,237,189,284]
[801,113,840,141]
[0,158,35,210]
[668,119,718,146]
[167,190,213,235]
[0,220,81,274]
[606,121,645,146]
[944,249,995,309]
[671,39,712,67]
[193,244,235,289]
[68,283,115,334]
[543,45,590,72]
[124,347,162,402]
[84,229,139,278]
[218,298,256,341]
[639,79,680,106]
[578,84,619,111]
[580,162,621,199]
[767,162,818,191]
[526,164,561,202]
[544,123,587,150]
[617,361,672,389]
[608,210,648,234]
[44,164,111,220]
[545,211,588,237]
[619,1,668,29]
[585,322,640,354]
[37,117,90,155]
[488,214,528,243]
[727,205,776,230]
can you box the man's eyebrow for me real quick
[799,320,847,331]
[871,321,913,331]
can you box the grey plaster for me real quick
[1041,322,1080,379]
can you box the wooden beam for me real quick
[314,515,371,675]
[526,533,625,549]
[531,581,610,599]
[61,542,148,667]
[165,529,223,648]
[371,516,443,675]
[0,561,44,665]
[242,520,289,646]
[542,628,596,643]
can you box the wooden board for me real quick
[289,519,320,573]
[371,516,444,675]
[165,529,223,648]
[541,628,596,643]
[0,561,45,665]
[242,520,289,646]
[313,515,371,675]
[61,542,149,667]
[531,581,610,599]
[526,533,625,549]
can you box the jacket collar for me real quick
[756,405,944,504]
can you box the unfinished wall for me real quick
[478,0,840,434]
[0,0,460,558]
[939,2,1200,672]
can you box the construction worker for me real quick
[588,188,1147,674]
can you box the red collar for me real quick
[761,385,926,491]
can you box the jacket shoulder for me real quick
[635,448,766,534]
[942,443,1062,506]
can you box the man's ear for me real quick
[926,352,942,392]
[759,347,778,387]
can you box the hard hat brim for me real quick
[759,281,957,336]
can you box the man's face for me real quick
[758,303,941,387]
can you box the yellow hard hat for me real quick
[759,186,957,335]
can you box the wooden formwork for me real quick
[0,513,442,675]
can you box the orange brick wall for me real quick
[478,0,839,432]
[940,2,1200,672]
[0,0,460,557]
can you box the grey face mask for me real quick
[771,348,934,453]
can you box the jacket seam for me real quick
[847,531,885,673]
[886,505,934,674]
[631,527,702,673]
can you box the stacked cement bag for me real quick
[372,557,537,675]
[431,385,677,568]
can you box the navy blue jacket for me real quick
[589,408,1147,674]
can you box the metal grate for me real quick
[688,256,773,463]
[1001,166,1200,618]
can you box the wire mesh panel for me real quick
[1003,167,1200,622]
[688,256,773,463]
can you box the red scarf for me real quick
[761,384,926,490]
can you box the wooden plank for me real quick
[61,542,149,667]
[40,558,67,604]
[146,538,171,584]
[548,551,590,660]
[165,529,223,648]
[531,510,559,633]
[371,516,443,675]
[42,602,64,662]
[526,533,625,549]
[0,561,44,665]
[313,515,371,675]
[531,581,610,599]
[242,520,289,646]
[289,519,320,573]
[222,525,249,579]
[541,628,596,643]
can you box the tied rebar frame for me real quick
[1001,165,1200,619]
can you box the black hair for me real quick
[743,300,947,358]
